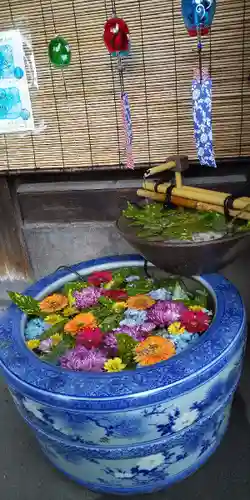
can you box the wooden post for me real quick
[0,177,32,281]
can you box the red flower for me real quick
[104,17,129,54]
[76,328,103,349]
[103,289,128,301]
[87,271,113,287]
[181,310,211,333]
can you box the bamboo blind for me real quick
[0,0,249,172]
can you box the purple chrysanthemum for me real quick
[115,322,156,342]
[60,346,107,372]
[73,287,103,309]
[104,332,118,349]
[147,301,187,327]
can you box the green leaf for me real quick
[8,291,41,316]
[116,333,138,364]
[126,278,154,296]
[41,341,68,364]
[63,280,88,295]
[99,314,123,333]
[39,320,67,341]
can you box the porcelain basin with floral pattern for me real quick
[0,255,246,495]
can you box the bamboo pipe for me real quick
[137,189,250,222]
[175,172,182,189]
[144,161,176,178]
[142,180,250,212]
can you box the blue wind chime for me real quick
[182,0,217,167]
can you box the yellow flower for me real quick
[189,305,204,312]
[44,314,64,325]
[50,333,63,346]
[26,339,40,350]
[168,322,186,335]
[127,294,155,310]
[104,357,127,372]
[103,280,115,290]
[112,301,127,313]
[62,306,79,317]
[39,294,68,313]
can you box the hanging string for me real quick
[171,0,180,155]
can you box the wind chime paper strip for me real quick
[0,30,34,134]
[120,91,134,169]
[192,77,216,168]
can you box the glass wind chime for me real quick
[182,0,217,167]
[104,3,134,169]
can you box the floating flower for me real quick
[112,301,127,313]
[88,271,113,287]
[189,305,204,312]
[62,306,79,317]
[168,322,186,335]
[39,338,53,353]
[51,333,63,346]
[26,339,40,350]
[120,308,148,327]
[39,293,68,313]
[76,327,103,349]
[24,318,50,340]
[135,336,176,366]
[171,332,200,353]
[44,314,64,325]
[64,312,97,335]
[148,288,171,301]
[127,295,155,310]
[103,332,118,350]
[147,301,187,326]
[104,357,127,372]
[74,287,102,309]
[181,310,211,333]
[103,289,128,301]
[126,275,140,282]
[60,346,106,372]
[115,322,156,341]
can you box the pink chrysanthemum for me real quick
[147,301,187,327]
[60,346,106,372]
[73,287,103,309]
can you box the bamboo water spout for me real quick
[140,156,250,221]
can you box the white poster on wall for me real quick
[0,29,34,134]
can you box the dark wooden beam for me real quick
[0,177,32,280]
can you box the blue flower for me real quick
[120,309,147,327]
[24,318,49,340]
[126,275,140,282]
[148,288,171,300]
[166,332,200,354]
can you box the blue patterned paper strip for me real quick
[121,91,134,169]
[192,77,216,168]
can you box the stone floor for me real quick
[0,378,250,500]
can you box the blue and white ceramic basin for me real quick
[0,255,246,495]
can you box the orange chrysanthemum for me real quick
[127,294,155,310]
[39,293,68,313]
[135,336,176,366]
[64,312,97,335]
